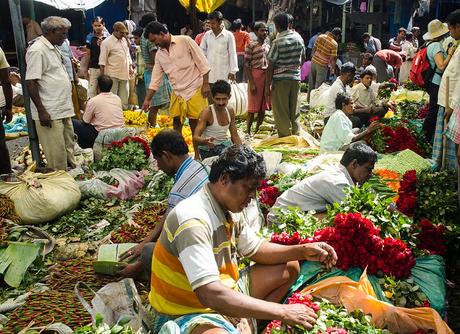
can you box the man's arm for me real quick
[142,61,163,111]
[265,61,274,100]
[26,79,51,127]
[187,37,211,97]
[244,45,255,93]
[228,109,241,144]
[0,67,13,123]
[193,108,213,148]
[98,40,108,75]
[228,34,239,80]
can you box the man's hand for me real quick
[38,109,52,128]
[119,244,143,261]
[281,303,318,329]
[303,242,337,269]
[204,136,216,148]
[117,262,143,278]
[368,121,381,132]
[228,73,236,82]
[201,83,211,98]
[142,99,152,112]
[250,83,257,96]
[2,108,13,124]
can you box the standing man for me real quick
[0,47,13,174]
[232,19,251,82]
[362,32,381,54]
[200,11,238,91]
[142,22,210,151]
[308,27,341,102]
[389,28,407,52]
[266,12,305,138]
[22,15,42,43]
[245,21,270,135]
[195,20,211,46]
[306,28,322,60]
[26,16,76,170]
[99,22,133,109]
[139,14,171,127]
[411,27,421,49]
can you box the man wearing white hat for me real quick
[421,19,453,144]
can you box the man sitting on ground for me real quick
[351,69,390,126]
[321,93,380,152]
[72,75,124,149]
[269,143,377,221]
[119,129,209,277]
[149,145,337,333]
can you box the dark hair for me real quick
[150,129,189,157]
[446,9,460,26]
[335,92,353,110]
[411,26,420,32]
[97,75,113,92]
[287,13,294,25]
[211,80,231,96]
[398,27,407,34]
[254,21,267,31]
[232,18,242,30]
[92,16,105,25]
[273,12,289,31]
[208,11,223,21]
[331,27,342,37]
[362,32,370,39]
[144,21,168,39]
[132,28,144,37]
[340,62,356,75]
[340,142,377,166]
[139,13,157,28]
[208,145,266,183]
[360,69,375,78]
[362,52,373,60]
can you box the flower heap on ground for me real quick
[271,212,416,279]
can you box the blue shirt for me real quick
[426,41,446,86]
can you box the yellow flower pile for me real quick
[124,110,148,127]
[146,115,194,152]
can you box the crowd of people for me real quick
[0,7,460,333]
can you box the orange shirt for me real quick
[233,30,251,54]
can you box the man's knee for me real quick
[286,260,300,283]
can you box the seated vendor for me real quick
[72,74,124,149]
[148,145,337,333]
[269,143,377,221]
[320,92,380,152]
[119,129,209,277]
[193,80,241,160]
[351,69,390,126]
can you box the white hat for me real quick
[423,19,449,41]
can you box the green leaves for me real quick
[272,206,327,238]
[93,141,149,172]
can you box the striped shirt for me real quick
[244,40,270,70]
[167,157,209,214]
[268,30,305,81]
[312,32,338,67]
[140,35,157,69]
[149,183,264,316]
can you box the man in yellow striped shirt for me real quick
[149,145,337,334]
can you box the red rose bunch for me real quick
[110,136,151,158]
[417,219,447,256]
[265,293,319,334]
[382,126,422,154]
[270,231,302,245]
[418,104,429,119]
[257,179,270,191]
[369,116,381,123]
[258,186,281,208]
[396,170,417,216]
[326,329,348,334]
[271,213,416,278]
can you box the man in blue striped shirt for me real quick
[119,129,208,278]
[265,12,305,138]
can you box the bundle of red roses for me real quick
[110,136,151,158]
[271,213,416,278]
[382,126,422,155]
[417,219,447,256]
[396,170,417,217]
[258,186,281,208]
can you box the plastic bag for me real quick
[75,279,153,333]
[93,128,137,161]
[301,270,452,333]
[0,170,81,224]
[390,88,429,103]
[309,82,331,109]
[78,168,145,200]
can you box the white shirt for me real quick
[269,164,354,215]
[351,82,376,108]
[99,35,132,80]
[200,28,238,83]
[25,36,74,120]
[320,109,354,152]
[438,44,460,108]
[324,78,352,118]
